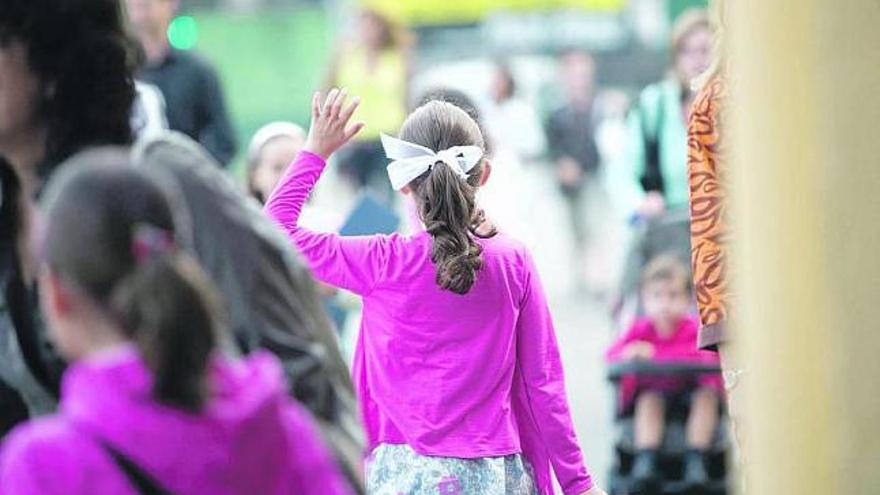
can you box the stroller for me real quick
[606,361,729,495]
[607,210,730,495]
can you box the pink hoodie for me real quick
[264,151,593,495]
[0,347,352,495]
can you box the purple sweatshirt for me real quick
[264,151,593,495]
[0,346,352,495]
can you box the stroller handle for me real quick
[606,361,722,382]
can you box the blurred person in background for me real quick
[0,156,352,495]
[485,61,547,164]
[0,0,137,434]
[325,8,410,200]
[246,121,347,331]
[247,121,308,206]
[625,9,712,219]
[479,63,548,252]
[545,50,601,261]
[125,0,239,167]
[589,88,634,296]
[613,9,713,326]
[605,255,722,492]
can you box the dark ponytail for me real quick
[41,149,218,411]
[110,253,218,411]
[400,101,496,295]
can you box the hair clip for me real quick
[131,223,175,263]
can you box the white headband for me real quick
[381,133,483,191]
[247,121,306,166]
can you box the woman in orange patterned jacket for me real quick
[688,0,731,352]
[687,0,751,473]
[688,76,728,351]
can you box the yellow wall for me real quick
[730,1,880,493]
[361,0,625,24]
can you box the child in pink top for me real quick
[605,255,722,492]
[265,89,605,495]
[0,156,352,495]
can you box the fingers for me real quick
[338,96,360,125]
[344,121,365,142]
[319,87,353,122]
[329,88,347,120]
[322,88,339,115]
[311,91,320,120]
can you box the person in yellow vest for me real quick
[325,9,411,200]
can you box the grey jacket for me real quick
[0,160,61,432]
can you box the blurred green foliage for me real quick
[668,0,709,21]
[188,8,333,180]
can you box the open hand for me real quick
[637,191,666,219]
[556,156,584,188]
[303,88,364,160]
[622,341,655,361]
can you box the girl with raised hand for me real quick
[265,88,605,495]
[0,152,353,495]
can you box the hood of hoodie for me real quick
[61,346,293,494]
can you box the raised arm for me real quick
[264,89,393,296]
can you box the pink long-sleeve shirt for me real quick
[265,151,593,495]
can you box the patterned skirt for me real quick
[365,443,539,495]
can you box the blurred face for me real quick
[0,39,42,156]
[252,136,303,202]
[39,269,86,361]
[642,278,690,330]
[561,53,596,102]
[359,13,387,50]
[490,68,513,103]
[675,26,713,84]
[125,0,177,38]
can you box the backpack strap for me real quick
[98,440,176,495]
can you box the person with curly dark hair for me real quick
[0,0,136,184]
[0,0,137,433]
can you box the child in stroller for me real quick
[606,255,725,494]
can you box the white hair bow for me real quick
[381,133,484,191]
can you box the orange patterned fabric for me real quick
[687,77,730,349]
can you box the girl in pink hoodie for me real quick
[0,151,353,495]
[265,89,606,495]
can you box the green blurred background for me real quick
[180,0,707,179]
